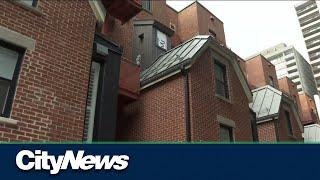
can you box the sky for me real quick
[166,0,320,61]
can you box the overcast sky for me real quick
[166,1,320,61]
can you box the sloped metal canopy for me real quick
[140,35,210,84]
[250,85,282,121]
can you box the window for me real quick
[268,76,274,87]
[285,111,293,135]
[0,41,24,117]
[214,61,229,99]
[19,0,38,7]
[219,125,234,142]
[156,30,168,51]
[142,0,151,12]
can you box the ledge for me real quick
[0,117,18,126]
[215,94,232,104]
[217,115,236,128]
[0,25,36,51]
[9,1,43,17]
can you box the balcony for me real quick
[119,58,140,100]
[101,0,142,23]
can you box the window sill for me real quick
[9,1,43,16]
[0,117,18,126]
[215,94,231,104]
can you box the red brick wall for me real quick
[177,3,199,44]
[0,1,96,141]
[245,55,278,89]
[299,94,319,125]
[277,103,303,142]
[257,103,303,142]
[118,49,253,142]
[188,49,253,141]
[116,75,187,141]
[257,121,277,142]
[195,3,226,45]
[278,77,299,102]
[166,5,181,48]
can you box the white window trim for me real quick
[217,115,235,141]
[0,117,18,126]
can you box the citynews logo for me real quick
[16,150,129,175]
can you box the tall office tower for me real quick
[295,1,320,92]
[252,43,318,97]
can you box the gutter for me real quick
[181,65,191,142]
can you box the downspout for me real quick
[250,109,259,142]
[274,117,280,142]
[181,65,191,142]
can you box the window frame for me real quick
[156,29,168,51]
[0,41,25,118]
[217,115,235,142]
[214,60,230,100]
[142,0,152,13]
[284,110,293,135]
[268,76,274,87]
[219,124,234,142]
[20,0,38,8]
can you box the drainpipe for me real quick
[181,65,191,142]
[274,117,280,142]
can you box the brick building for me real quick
[0,0,145,141]
[0,0,98,141]
[0,0,252,142]
[117,36,254,142]
[246,55,304,141]
[1,0,307,142]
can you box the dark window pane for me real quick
[269,76,274,87]
[285,111,293,135]
[0,79,10,115]
[215,61,229,99]
[142,0,151,11]
[220,125,233,142]
[216,81,226,98]
[215,64,224,81]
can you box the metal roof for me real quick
[140,35,211,84]
[250,85,283,121]
[139,35,253,102]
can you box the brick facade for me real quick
[117,75,187,141]
[257,121,277,142]
[189,50,252,141]
[245,55,279,89]
[0,1,96,141]
[257,103,303,142]
[117,49,253,142]
[277,103,304,141]
[298,93,318,125]
[246,55,304,142]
